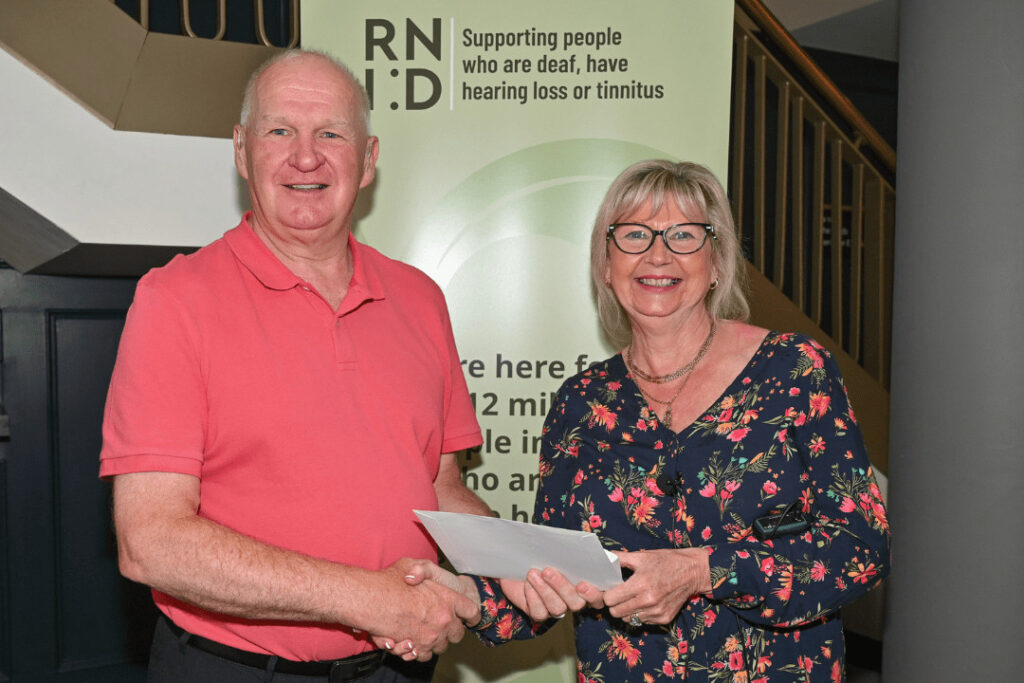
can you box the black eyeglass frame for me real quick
[606,222,717,255]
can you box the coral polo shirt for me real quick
[100,214,482,660]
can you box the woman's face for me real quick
[604,196,716,331]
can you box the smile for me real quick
[285,184,327,190]
[637,277,680,287]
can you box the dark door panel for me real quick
[1,268,152,682]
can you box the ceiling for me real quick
[764,0,899,62]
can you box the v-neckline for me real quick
[617,330,777,435]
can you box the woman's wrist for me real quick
[457,574,482,605]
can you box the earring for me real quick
[709,279,719,290]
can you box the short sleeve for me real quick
[99,277,207,479]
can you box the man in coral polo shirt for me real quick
[100,49,492,682]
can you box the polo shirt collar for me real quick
[225,212,386,308]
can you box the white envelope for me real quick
[414,510,623,590]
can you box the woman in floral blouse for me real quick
[413,160,890,681]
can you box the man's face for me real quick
[234,55,378,245]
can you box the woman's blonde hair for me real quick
[590,159,749,348]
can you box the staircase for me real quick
[732,0,894,475]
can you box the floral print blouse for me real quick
[471,332,890,682]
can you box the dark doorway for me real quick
[1,267,153,682]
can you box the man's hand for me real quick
[368,559,480,661]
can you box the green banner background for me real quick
[302,3,733,679]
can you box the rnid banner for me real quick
[302,3,733,680]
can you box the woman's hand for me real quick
[498,567,595,622]
[601,548,712,626]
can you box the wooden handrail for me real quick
[735,0,896,173]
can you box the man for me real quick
[100,49,492,682]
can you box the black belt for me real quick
[163,617,385,680]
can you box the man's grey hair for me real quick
[239,49,371,133]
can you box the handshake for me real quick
[369,546,714,661]
[367,557,590,662]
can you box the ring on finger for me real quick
[554,612,567,619]
[629,611,643,628]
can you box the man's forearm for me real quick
[434,451,494,516]
[113,471,473,644]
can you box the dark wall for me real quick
[805,47,899,151]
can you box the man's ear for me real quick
[359,136,380,188]
[233,125,248,179]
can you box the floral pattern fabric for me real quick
[471,332,890,682]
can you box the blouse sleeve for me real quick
[706,339,891,628]
[468,384,580,645]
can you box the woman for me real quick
[411,160,890,681]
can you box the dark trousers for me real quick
[148,616,437,683]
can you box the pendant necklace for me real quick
[626,321,717,429]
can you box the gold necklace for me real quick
[626,320,717,384]
[627,321,718,429]
[636,373,693,429]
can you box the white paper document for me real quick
[414,510,623,590]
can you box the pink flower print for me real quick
[574,469,584,485]
[810,560,827,581]
[727,427,751,442]
[702,526,712,541]
[631,494,659,525]
[872,502,890,531]
[496,613,518,639]
[607,381,621,391]
[606,633,641,668]
[586,401,618,431]
[761,557,775,576]
[762,480,778,496]
[703,609,716,627]
[798,342,825,372]
[794,412,807,427]
[699,481,717,497]
[789,387,801,396]
[809,392,831,419]
[589,515,602,529]
[609,487,624,502]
